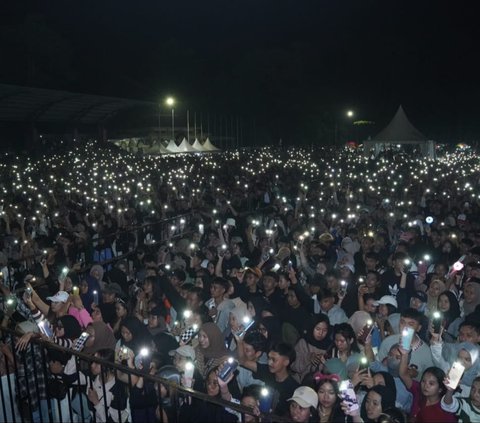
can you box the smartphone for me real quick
[37,320,54,338]
[73,332,90,351]
[446,361,465,390]
[183,361,195,388]
[339,380,359,413]
[218,357,238,382]
[401,327,415,351]
[235,318,255,338]
[357,320,374,344]
[134,348,150,369]
[358,356,369,371]
[287,260,293,271]
[432,311,442,334]
[258,388,274,413]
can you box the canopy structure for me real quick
[364,106,435,158]
[192,138,206,151]
[203,137,220,151]
[165,139,181,153]
[0,83,153,125]
[178,137,197,153]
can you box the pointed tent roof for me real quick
[165,139,181,153]
[203,137,220,151]
[178,137,197,153]
[373,105,427,143]
[192,138,206,151]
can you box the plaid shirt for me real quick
[16,343,47,411]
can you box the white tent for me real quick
[202,137,220,151]
[192,138,206,152]
[178,137,198,153]
[364,105,435,158]
[165,139,181,153]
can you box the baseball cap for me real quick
[168,345,195,361]
[46,291,69,303]
[226,218,236,227]
[287,386,318,409]
[245,267,262,279]
[340,263,355,274]
[373,295,398,308]
[412,291,427,303]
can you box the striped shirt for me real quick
[442,396,480,423]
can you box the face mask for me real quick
[386,356,401,377]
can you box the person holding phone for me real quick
[441,375,480,421]
[377,308,434,381]
[360,385,396,423]
[399,347,456,422]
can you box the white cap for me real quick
[373,295,398,308]
[46,291,69,303]
[287,386,318,409]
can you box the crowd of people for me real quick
[1,141,480,422]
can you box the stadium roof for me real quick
[0,83,155,125]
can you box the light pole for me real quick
[158,104,162,141]
[165,96,175,140]
[346,110,355,142]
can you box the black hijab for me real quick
[121,316,152,353]
[304,314,332,350]
[360,385,396,423]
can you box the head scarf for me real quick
[427,279,446,312]
[57,315,82,340]
[360,385,396,423]
[199,322,228,359]
[120,316,152,353]
[96,303,117,327]
[229,305,251,329]
[463,282,480,317]
[439,290,461,326]
[83,321,116,355]
[348,311,372,335]
[248,296,270,317]
[90,264,104,282]
[457,342,480,386]
[323,358,347,380]
[374,371,397,399]
[304,314,332,350]
[259,316,282,347]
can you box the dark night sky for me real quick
[1,0,479,142]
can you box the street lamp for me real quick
[165,96,175,139]
[347,110,354,118]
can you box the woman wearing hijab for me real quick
[431,339,480,397]
[80,264,104,313]
[292,315,332,383]
[438,290,463,342]
[348,310,381,349]
[225,305,252,351]
[258,316,283,350]
[195,322,229,378]
[52,315,82,348]
[360,385,396,422]
[462,281,480,318]
[83,321,116,356]
[115,316,152,358]
[426,279,446,316]
[356,371,399,413]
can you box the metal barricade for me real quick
[0,327,286,423]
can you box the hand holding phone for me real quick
[339,380,359,413]
[446,361,465,390]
